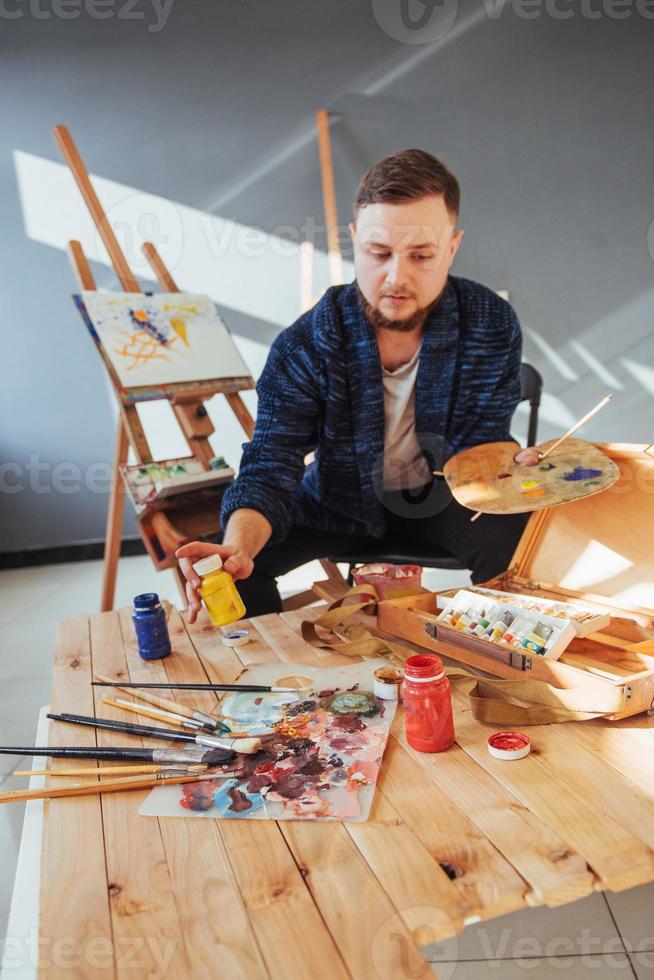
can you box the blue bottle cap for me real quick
[133,592,160,610]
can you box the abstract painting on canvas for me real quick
[75,291,250,388]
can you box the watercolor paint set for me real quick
[120,456,234,516]
[436,589,577,662]
[435,586,610,637]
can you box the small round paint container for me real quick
[373,666,404,700]
[487,731,531,761]
[221,627,250,648]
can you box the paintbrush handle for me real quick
[94,674,199,722]
[0,745,159,761]
[104,698,193,730]
[0,746,221,764]
[539,394,613,461]
[92,682,275,692]
[47,713,194,745]
[0,773,221,805]
[13,765,168,778]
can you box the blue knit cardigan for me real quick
[221,277,522,542]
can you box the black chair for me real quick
[324,361,543,580]
[520,362,542,449]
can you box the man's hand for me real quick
[175,541,254,624]
[513,447,541,466]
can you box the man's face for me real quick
[350,195,463,330]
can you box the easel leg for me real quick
[101,420,129,612]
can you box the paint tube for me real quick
[502,616,529,646]
[479,605,505,637]
[455,608,476,631]
[521,622,554,655]
[463,607,484,633]
[474,604,504,638]
[489,610,516,643]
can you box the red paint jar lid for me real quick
[487,731,531,760]
[404,654,444,682]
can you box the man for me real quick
[178,149,539,621]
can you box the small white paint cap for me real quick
[221,628,250,647]
[193,554,223,576]
[487,731,531,761]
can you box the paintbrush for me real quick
[102,697,228,734]
[103,700,258,739]
[0,771,233,806]
[0,746,238,766]
[469,393,614,522]
[538,393,613,461]
[94,673,220,729]
[13,763,208,778]
[91,681,309,692]
[47,712,262,754]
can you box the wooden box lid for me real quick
[508,443,654,615]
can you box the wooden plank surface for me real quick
[91,610,192,979]
[117,606,269,980]
[251,611,439,976]
[281,611,531,926]
[38,600,654,979]
[40,615,115,979]
[450,690,654,893]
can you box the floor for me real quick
[1,558,653,978]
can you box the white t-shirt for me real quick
[382,346,432,491]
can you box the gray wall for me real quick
[1,1,653,552]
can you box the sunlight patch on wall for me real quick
[14,150,353,331]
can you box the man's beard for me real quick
[356,285,432,333]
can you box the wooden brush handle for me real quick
[103,698,187,729]
[13,764,165,778]
[0,773,211,804]
[95,674,197,721]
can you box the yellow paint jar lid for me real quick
[193,554,223,576]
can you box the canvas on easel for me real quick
[75,291,250,388]
[53,123,256,611]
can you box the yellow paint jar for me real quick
[192,555,246,627]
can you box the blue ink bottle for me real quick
[132,593,172,661]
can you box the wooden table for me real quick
[39,602,654,979]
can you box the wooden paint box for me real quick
[377,443,654,720]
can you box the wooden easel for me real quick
[311,110,353,596]
[53,125,256,611]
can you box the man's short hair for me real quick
[353,149,460,220]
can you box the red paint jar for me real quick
[402,654,455,753]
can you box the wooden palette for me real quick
[444,438,620,515]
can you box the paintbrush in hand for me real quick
[47,712,262,754]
